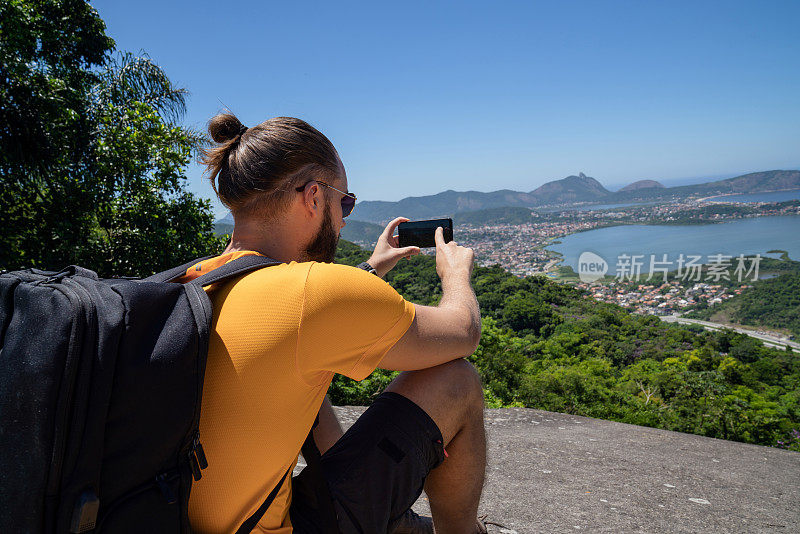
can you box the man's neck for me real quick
[223,221,307,264]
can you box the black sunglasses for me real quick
[295,180,357,218]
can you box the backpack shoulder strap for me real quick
[234,424,336,534]
[234,465,293,534]
[187,255,283,287]
[144,256,215,283]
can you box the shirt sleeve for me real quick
[295,262,416,386]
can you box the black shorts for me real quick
[289,392,446,533]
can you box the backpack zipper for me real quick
[183,282,213,481]
[45,281,94,496]
[187,431,208,481]
[155,471,179,505]
[61,278,99,480]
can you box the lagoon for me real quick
[547,215,800,273]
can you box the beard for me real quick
[303,200,339,263]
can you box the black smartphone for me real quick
[398,218,453,248]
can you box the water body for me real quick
[707,189,800,203]
[548,215,800,273]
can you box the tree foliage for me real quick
[1,0,223,276]
[692,273,800,337]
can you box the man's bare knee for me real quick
[437,359,484,408]
[384,359,484,441]
[387,359,482,402]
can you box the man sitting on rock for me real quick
[178,113,488,533]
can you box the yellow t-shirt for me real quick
[178,251,416,533]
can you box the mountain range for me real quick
[346,170,800,224]
[215,169,800,227]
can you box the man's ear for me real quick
[300,183,321,215]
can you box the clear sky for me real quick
[95,0,800,218]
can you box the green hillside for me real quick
[331,239,800,451]
[340,219,383,246]
[454,206,537,225]
[689,272,800,337]
[213,222,234,236]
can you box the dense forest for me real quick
[687,272,800,337]
[1,0,223,276]
[331,240,800,451]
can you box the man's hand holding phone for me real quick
[372,218,481,366]
[434,225,474,284]
[366,217,421,278]
[365,216,473,282]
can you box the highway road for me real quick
[660,314,799,353]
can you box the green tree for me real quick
[82,53,223,276]
[468,317,527,406]
[519,358,618,417]
[1,0,114,268]
[1,1,223,276]
[502,293,558,334]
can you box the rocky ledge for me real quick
[328,406,800,533]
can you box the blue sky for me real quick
[95,0,800,218]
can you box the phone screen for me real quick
[398,218,453,248]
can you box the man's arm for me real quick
[379,227,481,371]
[312,395,344,455]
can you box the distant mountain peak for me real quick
[216,212,234,224]
[530,173,611,204]
[619,180,665,192]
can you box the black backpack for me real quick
[0,255,309,534]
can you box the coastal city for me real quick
[458,197,800,278]
[453,197,800,316]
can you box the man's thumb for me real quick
[398,246,420,257]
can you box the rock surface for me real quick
[326,406,800,533]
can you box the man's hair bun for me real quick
[200,114,344,221]
[207,113,245,143]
